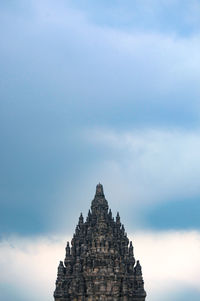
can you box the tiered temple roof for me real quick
[54,184,146,301]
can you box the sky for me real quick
[0,0,200,300]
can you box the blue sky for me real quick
[0,0,200,300]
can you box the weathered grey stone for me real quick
[54,184,147,301]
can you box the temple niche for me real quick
[54,183,146,301]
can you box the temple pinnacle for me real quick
[91,183,108,215]
[95,183,104,197]
[54,184,146,301]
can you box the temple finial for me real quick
[91,183,108,214]
[95,183,104,197]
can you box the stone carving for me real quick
[54,183,146,301]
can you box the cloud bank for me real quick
[0,231,199,301]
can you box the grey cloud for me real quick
[1,0,200,236]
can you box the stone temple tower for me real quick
[54,184,146,301]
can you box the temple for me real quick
[54,183,146,301]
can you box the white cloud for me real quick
[132,230,200,300]
[0,236,69,300]
[0,231,199,301]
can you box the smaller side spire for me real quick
[86,209,91,222]
[64,242,72,269]
[57,261,65,276]
[116,212,121,224]
[129,241,133,256]
[134,260,146,297]
[66,241,70,256]
[86,209,91,224]
[79,213,84,225]
[54,261,66,299]
[135,260,142,276]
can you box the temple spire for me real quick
[54,184,146,301]
[95,183,104,197]
[91,183,108,215]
